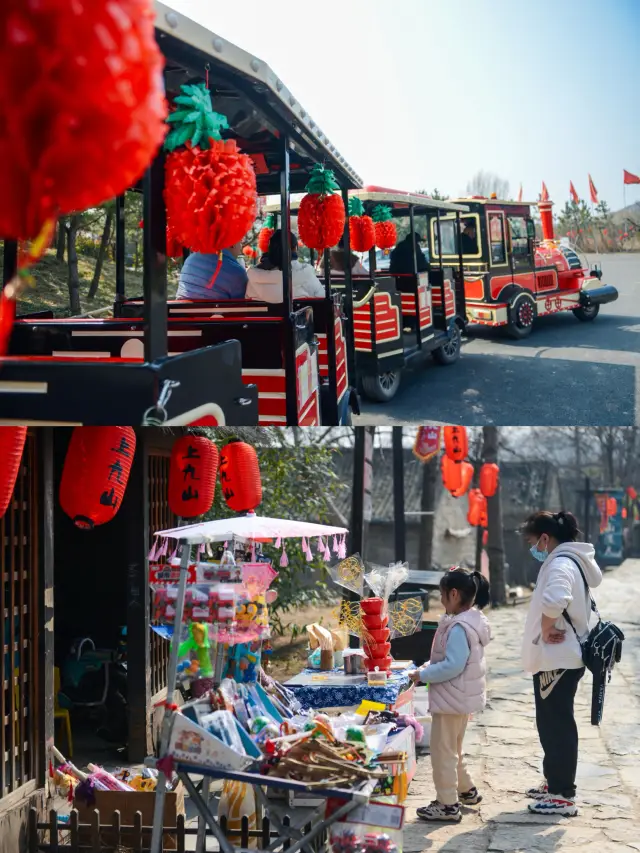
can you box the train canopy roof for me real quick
[156,2,362,194]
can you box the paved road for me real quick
[402,557,640,852]
[356,253,640,425]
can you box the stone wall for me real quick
[0,785,46,853]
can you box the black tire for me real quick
[507,292,536,339]
[361,370,401,402]
[432,325,462,365]
[573,303,600,322]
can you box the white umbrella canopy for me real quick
[153,513,347,544]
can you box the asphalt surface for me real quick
[356,253,640,426]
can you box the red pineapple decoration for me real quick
[372,205,396,250]
[0,427,27,519]
[59,428,136,529]
[258,215,276,254]
[219,441,262,513]
[168,436,218,519]
[297,165,345,251]
[348,197,375,253]
[164,83,257,282]
[0,0,167,242]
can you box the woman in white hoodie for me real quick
[246,230,325,303]
[522,510,602,818]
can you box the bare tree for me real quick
[56,217,67,262]
[88,202,115,300]
[67,214,81,315]
[466,170,510,200]
[482,426,506,605]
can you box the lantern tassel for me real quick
[206,252,224,289]
[323,539,331,562]
[280,543,288,568]
[316,537,324,554]
[332,534,339,554]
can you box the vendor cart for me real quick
[2,2,362,426]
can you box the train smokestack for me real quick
[539,200,554,242]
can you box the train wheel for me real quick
[361,370,401,402]
[507,292,536,339]
[573,304,600,322]
[432,326,462,365]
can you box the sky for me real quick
[165,0,640,212]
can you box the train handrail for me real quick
[353,286,377,309]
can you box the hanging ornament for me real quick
[168,435,218,519]
[348,197,375,253]
[59,428,136,529]
[626,486,637,500]
[441,454,462,495]
[258,214,276,254]
[606,497,617,517]
[297,165,345,251]
[479,463,500,498]
[467,489,487,527]
[372,205,397,250]
[443,426,469,463]
[164,83,257,273]
[242,245,254,258]
[452,461,474,498]
[0,427,27,519]
[219,440,262,513]
[0,0,167,242]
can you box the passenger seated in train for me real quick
[246,230,325,302]
[176,240,248,300]
[460,220,478,254]
[319,237,368,277]
[389,232,429,274]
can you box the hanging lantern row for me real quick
[60,427,137,529]
[0,427,27,519]
[297,165,345,251]
[439,427,500,528]
[220,440,262,514]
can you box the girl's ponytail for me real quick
[472,571,491,610]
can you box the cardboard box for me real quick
[74,784,185,850]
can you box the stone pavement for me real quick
[402,558,640,853]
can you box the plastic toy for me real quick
[178,623,213,679]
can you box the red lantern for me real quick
[444,426,468,463]
[168,435,218,519]
[219,441,262,513]
[467,489,487,527]
[0,0,167,242]
[0,426,27,519]
[297,165,346,251]
[258,215,275,254]
[441,454,462,495]
[60,427,136,529]
[164,84,256,257]
[626,486,637,500]
[348,197,376,253]
[607,497,617,517]
[622,507,628,519]
[372,205,397,249]
[452,461,474,498]
[479,463,499,498]
[242,245,254,258]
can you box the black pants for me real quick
[533,667,584,798]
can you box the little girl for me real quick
[409,568,492,822]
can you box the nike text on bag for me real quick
[563,556,625,725]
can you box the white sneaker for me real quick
[416,801,462,822]
[528,794,578,817]
[525,781,548,800]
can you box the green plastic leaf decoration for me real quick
[348,197,365,217]
[264,214,275,229]
[372,204,393,223]
[164,82,229,152]
[304,164,340,196]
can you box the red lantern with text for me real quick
[0,427,27,519]
[479,463,499,498]
[444,426,468,463]
[168,436,218,519]
[467,489,486,527]
[297,165,345,251]
[441,454,462,495]
[607,497,617,517]
[60,428,136,529]
[452,461,474,498]
[219,441,262,513]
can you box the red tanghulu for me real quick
[467,489,487,527]
[348,197,375,253]
[168,435,218,519]
[441,453,462,495]
[0,0,167,242]
[164,83,257,287]
[452,461,474,498]
[479,462,499,498]
[258,214,275,254]
[443,426,468,463]
[0,426,28,519]
[219,440,262,513]
[59,428,136,529]
[372,204,396,250]
[297,165,345,251]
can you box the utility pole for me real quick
[418,457,437,571]
[482,427,506,606]
[392,427,406,563]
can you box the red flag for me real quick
[517,184,523,202]
[413,426,441,463]
[624,169,640,185]
[588,174,598,204]
[540,182,549,202]
[569,181,579,204]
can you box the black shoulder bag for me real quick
[563,556,624,725]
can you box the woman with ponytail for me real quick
[409,568,492,823]
[521,510,602,818]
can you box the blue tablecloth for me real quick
[285,668,412,709]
